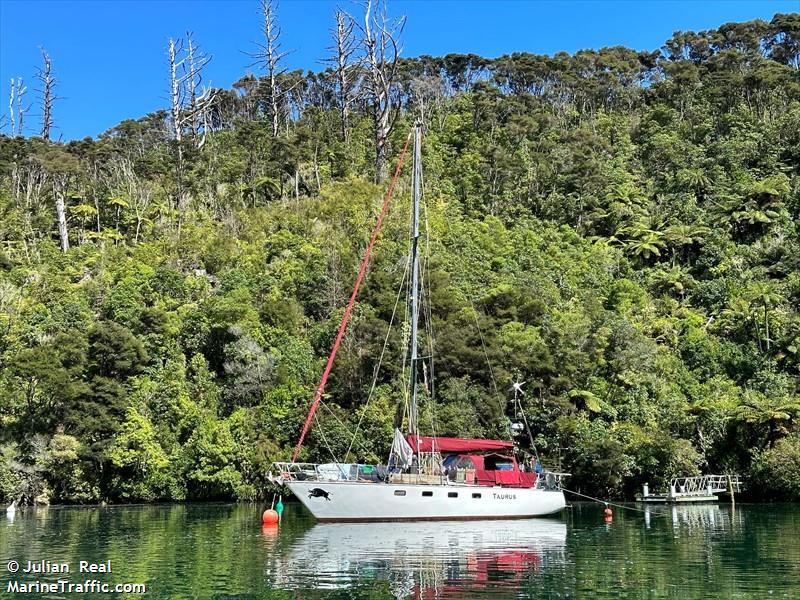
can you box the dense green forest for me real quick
[1,9,799,504]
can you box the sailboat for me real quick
[271,123,566,521]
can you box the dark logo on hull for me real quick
[308,487,332,501]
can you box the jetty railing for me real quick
[640,474,742,503]
[670,475,741,495]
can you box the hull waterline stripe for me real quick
[316,514,562,523]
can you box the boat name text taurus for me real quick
[492,493,517,500]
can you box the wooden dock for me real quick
[638,475,741,504]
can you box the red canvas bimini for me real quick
[406,435,514,453]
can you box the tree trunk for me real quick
[341,104,350,143]
[92,190,101,234]
[753,315,762,352]
[374,105,389,182]
[37,50,56,140]
[257,0,285,138]
[168,37,186,231]
[54,184,69,252]
[330,10,357,142]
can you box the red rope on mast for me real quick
[292,134,413,462]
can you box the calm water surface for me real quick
[1,501,798,599]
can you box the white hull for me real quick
[286,480,566,521]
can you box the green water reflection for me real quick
[1,502,797,599]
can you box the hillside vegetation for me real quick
[1,14,799,503]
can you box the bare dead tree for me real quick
[34,148,81,253]
[166,34,216,231]
[168,37,186,146]
[6,158,44,260]
[167,36,191,231]
[14,78,31,136]
[186,34,202,138]
[35,48,58,140]
[359,0,405,182]
[11,160,45,213]
[325,9,361,142]
[195,92,217,150]
[167,36,187,226]
[185,31,215,145]
[169,34,216,149]
[251,0,289,136]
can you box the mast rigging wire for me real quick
[343,253,411,464]
[562,487,671,517]
[292,132,413,462]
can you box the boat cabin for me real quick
[407,434,537,489]
[443,453,537,488]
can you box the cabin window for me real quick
[422,491,433,497]
[484,455,515,471]
[448,492,458,498]
[394,490,406,496]
[472,493,482,499]
[457,458,476,470]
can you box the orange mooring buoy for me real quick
[603,507,613,517]
[262,509,279,524]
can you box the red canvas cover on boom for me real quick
[407,434,514,453]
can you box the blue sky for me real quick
[1,0,796,140]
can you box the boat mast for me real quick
[408,122,422,439]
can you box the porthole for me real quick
[448,492,458,498]
[472,493,482,499]
[422,491,433,497]
[394,490,406,496]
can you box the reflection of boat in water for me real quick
[274,519,566,596]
